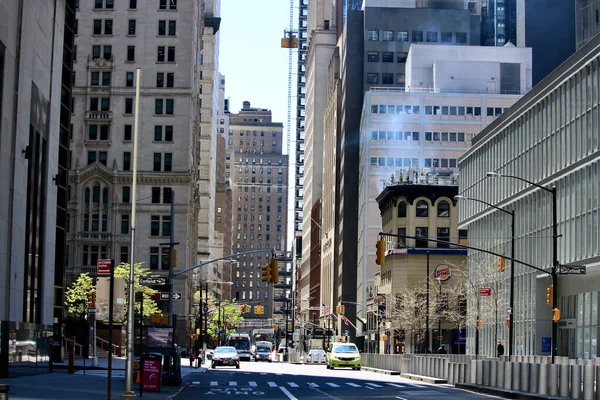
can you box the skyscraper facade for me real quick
[227,102,289,320]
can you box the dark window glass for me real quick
[129,0,137,9]
[125,98,133,114]
[397,201,406,218]
[151,216,160,236]
[150,247,159,270]
[153,153,161,171]
[88,125,98,140]
[168,21,176,36]
[166,99,174,114]
[106,0,113,8]
[123,152,131,170]
[91,71,99,86]
[441,32,452,43]
[93,20,102,35]
[99,151,107,165]
[157,46,165,62]
[126,72,134,87]
[367,51,379,62]
[92,45,101,59]
[155,99,164,114]
[412,31,423,42]
[367,73,378,84]
[166,73,174,87]
[382,52,393,63]
[162,216,171,236]
[164,153,172,171]
[103,45,112,60]
[165,126,173,141]
[122,186,130,203]
[415,227,428,248]
[426,31,437,42]
[154,126,163,141]
[456,32,467,43]
[159,0,167,9]
[127,46,135,62]
[416,200,428,217]
[104,20,113,35]
[121,215,129,234]
[158,20,166,35]
[156,73,164,88]
[102,71,111,86]
[100,98,110,111]
[437,228,450,248]
[437,201,450,217]
[163,187,172,203]
[151,187,161,203]
[128,20,136,35]
[124,124,132,141]
[382,73,393,84]
[397,227,406,248]
[167,46,175,62]
[100,125,109,140]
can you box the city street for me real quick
[176,361,497,399]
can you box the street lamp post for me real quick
[486,172,558,363]
[455,195,516,357]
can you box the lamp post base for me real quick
[120,391,137,400]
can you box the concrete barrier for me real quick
[539,362,548,396]
[520,362,530,392]
[504,361,512,390]
[571,364,581,399]
[470,359,477,384]
[558,363,568,397]
[482,360,490,386]
[529,362,539,393]
[511,362,521,391]
[583,364,594,400]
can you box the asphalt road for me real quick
[176,361,498,399]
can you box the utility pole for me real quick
[164,190,178,325]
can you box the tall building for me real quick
[459,33,600,358]
[356,43,531,347]
[227,102,289,321]
[68,0,209,347]
[477,0,576,85]
[577,0,600,49]
[0,0,75,377]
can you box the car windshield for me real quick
[257,348,271,353]
[215,347,237,354]
[333,345,359,353]
[310,350,324,354]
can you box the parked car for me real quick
[326,342,361,370]
[306,348,326,363]
[211,346,240,369]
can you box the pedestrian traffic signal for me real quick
[506,317,511,328]
[546,285,553,305]
[498,255,506,272]
[552,308,560,322]
[336,305,345,315]
[476,320,483,330]
[269,258,279,284]
[173,249,178,268]
[376,240,386,265]
[261,264,271,283]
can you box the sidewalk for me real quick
[0,357,206,400]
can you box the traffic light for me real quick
[163,248,170,269]
[546,285,554,305]
[255,305,264,315]
[552,308,561,322]
[376,240,386,265]
[261,264,271,283]
[270,258,279,284]
[476,320,483,330]
[506,317,511,329]
[498,255,506,272]
[173,249,177,268]
[87,292,96,308]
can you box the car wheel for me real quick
[330,366,334,370]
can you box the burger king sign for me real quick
[434,264,452,282]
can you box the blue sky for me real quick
[220,0,294,148]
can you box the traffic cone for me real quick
[135,371,140,384]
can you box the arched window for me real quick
[92,185,100,202]
[416,200,429,217]
[84,188,90,203]
[437,201,450,217]
[397,201,407,218]
[102,188,109,204]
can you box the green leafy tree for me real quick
[206,300,244,340]
[65,273,95,319]
[114,262,161,319]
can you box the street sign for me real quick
[160,292,182,300]
[479,287,492,296]
[559,265,586,275]
[88,307,96,313]
[140,276,167,285]
[97,259,112,275]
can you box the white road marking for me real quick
[396,397,408,400]
[288,382,299,387]
[268,381,278,387]
[210,381,218,386]
[346,382,362,387]
[326,382,341,387]
[229,381,237,386]
[308,382,319,388]
[279,386,299,400]
[191,382,200,385]
[387,383,405,388]
[249,381,257,387]
[366,383,383,387]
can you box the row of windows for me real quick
[85,45,176,63]
[367,29,467,44]
[370,104,509,117]
[89,19,176,36]
[238,176,284,184]
[84,0,178,10]
[367,72,405,85]
[87,70,173,88]
[398,200,450,218]
[235,242,282,251]
[369,157,458,168]
[237,186,276,195]
[86,124,173,142]
[367,51,411,64]
[87,97,175,115]
[370,130,468,143]
[232,157,285,165]
[229,166,285,175]
[229,139,279,147]
[237,233,275,241]
[85,151,173,172]
[236,223,282,231]
[229,130,279,137]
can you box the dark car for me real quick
[211,346,240,369]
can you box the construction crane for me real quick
[280,0,298,156]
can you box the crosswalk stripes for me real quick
[267,381,278,387]
[346,382,361,387]
[326,382,340,387]
[210,381,218,386]
[308,382,319,388]
[229,381,237,386]
[366,383,383,388]
[249,381,257,387]
[288,382,299,387]
[193,380,422,390]
[386,383,405,388]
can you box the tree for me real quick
[206,300,244,340]
[65,273,95,319]
[114,262,161,321]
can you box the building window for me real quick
[397,52,408,63]
[367,30,379,41]
[103,45,112,60]
[121,215,129,234]
[120,246,129,263]
[152,187,161,203]
[129,0,137,9]
[167,46,175,62]
[437,228,450,248]
[158,20,166,35]
[151,216,160,236]
[168,21,176,35]
[126,72,134,87]
[122,186,130,203]
[382,73,393,84]
[416,200,428,217]
[157,46,165,62]
[382,30,393,41]
[160,0,177,10]
[128,20,136,35]
[102,71,111,86]
[123,152,131,171]
[397,201,406,218]
[367,73,379,84]
[382,52,393,63]
[415,227,428,248]
[397,30,408,41]
[124,124,132,141]
[412,31,423,42]
[397,227,406,248]
[367,51,379,62]
[441,32,453,43]
[437,201,450,217]
[127,45,135,62]
[455,32,467,44]
[426,31,438,42]
[125,98,133,114]
[150,247,159,270]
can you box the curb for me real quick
[360,366,400,376]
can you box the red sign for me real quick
[479,287,492,296]
[97,259,112,275]
[141,358,162,392]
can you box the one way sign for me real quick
[160,292,183,301]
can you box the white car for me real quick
[306,348,326,363]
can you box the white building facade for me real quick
[459,35,600,358]
[357,44,532,329]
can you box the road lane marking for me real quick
[366,383,383,387]
[308,382,319,388]
[288,382,299,387]
[210,381,218,386]
[326,382,340,387]
[387,383,405,388]
[346,383,361,387]
[396,397,408,400]
[229,381,237,386]
[249,381,257,387]
[279,386,299,400]
[268,381,278,387]
[192,382,200,385]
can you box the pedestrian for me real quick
[437,345,447,354]
[497,341,505,357]
[189,352,195,367]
